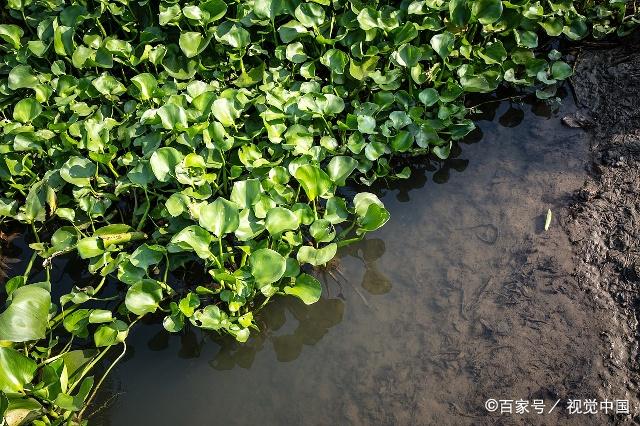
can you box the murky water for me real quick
[4,89,609,425]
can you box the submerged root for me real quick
[315,259,371,308]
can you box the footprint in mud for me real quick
[455,223,499,245]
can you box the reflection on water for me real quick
[215,296,344,367]
[4,86,604,425]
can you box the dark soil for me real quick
[563,34,640,421]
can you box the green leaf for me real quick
[327,156,358,186]
[295,3,325,27]
[394,44,421,67]
[89,309,113,324]
[391,131,413,152]
[254,0,288,20]
[309,219,335,243]
[539,17,563,36]
[157,104,188,130]
[551,61,572,80]
[230,179,262,208]
[419,88,440,106]
[430,32,454,59]
[393,23,418,45]
[294,164,332,200]
[324,197,349,224]
[169,225,212,259]
[76,237,104,259]
[212,98,240,127]
[473,0,503,25]
[515,29,538,48]
[297,243,337,266]
[13,98,42,123]
[125,279,163,316]
[284,273,321,304]
[179,32,210,58]
[249,248,287,286]
[94,320,128,347]
[0,24,24,49]
[265,207,300,235]
[0,348,37,393]
[23,180,46,223]
[60,156,96,187]
[130,244,165,269]
[320,49,348,75]
[353,192,384,217]
[215,22,250,49]
[8,65,38,90]
[357,115,377,134]
[285,42,308,63]
[191,305,228,330]
[358,203,390,233]
[92,74,126,96]
[150,147,184,182]
[278,20,308,43]
[131,73,157,100]
[0,284,51,342]
[199,198,240,237]
[201,0,227,21]
[449,0,471,26]
[54,376,94,411]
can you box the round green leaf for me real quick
[449,0,471,26]
[249,248,286,286]
[265,207,300,235]
[76,237,104,259]
[294,164,332,200]
[8,65,37,90]
[284,273,322,305]
[157,104,188,130]
[327,156,358,186]
[297,243,337,266]
[169,225,212,259]
[0,24,24,49]
[472,0,503,25]
[131,73,157,100]
[179,31,210,58]
[13,98,42,123]
[94,320,129,347]
[0,347,37,393]
[191,305,228,330]
[150,147,184,182]
[230,179,262,208]
[430,32,454,59]
[285,42,308,63]
[125,279,163,316]
[92,74,126,96]
[295,3,325,27]
[551,61,572,80]
[60,157,97,187]
[199,197,239,237]
[0,284,51,343]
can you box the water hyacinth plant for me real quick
[0,0,638,423]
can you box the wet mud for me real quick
[564,35,640,421]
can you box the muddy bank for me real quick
[563,35,640,420]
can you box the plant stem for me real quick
[78,342,127,421]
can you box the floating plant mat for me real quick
[0,0,638,424]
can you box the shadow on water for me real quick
[3,85,604,425]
